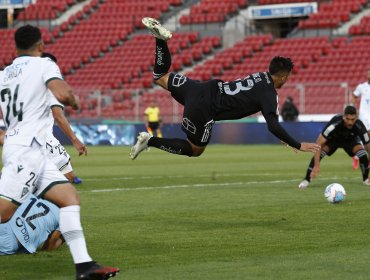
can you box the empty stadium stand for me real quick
[180,0,248,24]
[298,0,367,29]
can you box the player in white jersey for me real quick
[42,52,85,184]
[46,91,85,183]
[352,69,370,170]
[0,25,119,279]
[0,91,85,184]
[0,195,63,255]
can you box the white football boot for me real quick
[363,178,370,186]
[298,179,310,189]
[142,17,172,41]
[130,132,152,160]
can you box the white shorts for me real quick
[0,140,68,204]
[360,115,370,131]
[60,161,73,175]
[45,135,71,172]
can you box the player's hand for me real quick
[310,166,320,179]
[72,138,87,156]
[299,142,321,153]
[71,95,80,110]
[281,141,299,153]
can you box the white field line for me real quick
[81,176,346,193]
[80,173,317,182]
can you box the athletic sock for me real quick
[60,205,93,264]
[356,149,369,181]
[153,38,171,80]
[148,137,193,156]
[305,150,326,181]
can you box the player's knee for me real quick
[154,74,169,89]
[191,147,205,157]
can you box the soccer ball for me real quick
[324,183,346,203]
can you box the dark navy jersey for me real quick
[322,114,370,144]
[214,72,278,121]
[211,72,300,149]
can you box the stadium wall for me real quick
[54,122,326,146]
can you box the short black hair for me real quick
[42,52,57,63]
[269,56,294,75]
[344,105,357,115]
[14,25,42,50]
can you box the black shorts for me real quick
[168,73,218,146]
[148,122,160,130]
[326,137,363,157]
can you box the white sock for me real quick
[60,205,93,264]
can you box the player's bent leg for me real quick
[352,145,370,183]
[0,198,18,223]
[298,149,328,189]
[187,140,206,157]
[142,17,172,41]
[154,73,170,90]
[130,132,152,160]
[43,183,80,207]
[43,183,119,278]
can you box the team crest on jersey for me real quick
[172,74,187,87]
[21,187,29,198]
[182,117,196,134]
[17,165,24,173]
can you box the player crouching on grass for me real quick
[299,105,370,189]
[0,195,63,255]
[130,17,320,160]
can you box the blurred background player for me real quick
[281,96,299,122]
[0,195,63,255]
[130,17,320,160]
[351,69,370,170]
[298,105,370,189]
[42,52,86,184]
[144,100,163,137]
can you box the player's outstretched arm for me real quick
[52,107,87,156]
[48,79,79,110]
[299,142,321,153]
[0,129,5,145]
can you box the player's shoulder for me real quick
[357,82,370,89]
[328,114,343,125]
[355,118,366,129]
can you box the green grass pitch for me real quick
[1,145,370,280]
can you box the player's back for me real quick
[0,56,62,146]
[214,72,277,121]
[8,195,59,253]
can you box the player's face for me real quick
[276,72,291,89]
[343,114,357,129]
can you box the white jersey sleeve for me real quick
[48,90,64,109]
[0,56,63,146]
[353,82,370,121]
